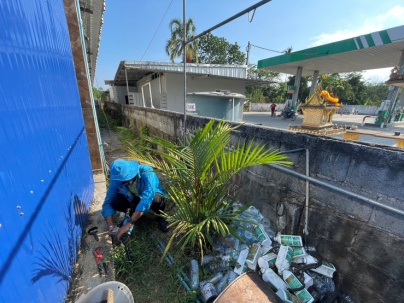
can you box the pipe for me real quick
[269,164,404,216]
[304,149,309,244]
[278,147,310,242]
[156,241,202,302]
[183,0,187,146]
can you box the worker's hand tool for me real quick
[88,226,99,241]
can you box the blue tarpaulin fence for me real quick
[0,0,94,302]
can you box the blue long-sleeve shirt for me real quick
[102,164,167,217]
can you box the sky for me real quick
[94,0,404,90]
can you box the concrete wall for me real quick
[104,102,404,303]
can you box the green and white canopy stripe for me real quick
[258,25,404,76]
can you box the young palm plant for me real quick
[126,120,291,260]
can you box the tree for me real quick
[246,64,283,103]
[283,47,293,54]
[198,34,246,65]
[92,87,104,100]
[126,120,291,259]
[165,18,198,63]
[287,75,310,103]
[363,83,388,106]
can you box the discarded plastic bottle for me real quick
[200,281,218,303]
[190,259,199,291]
[215,271,230,293]
[208,272,223,285]
[202,254,216,265]
[227,271,238,284]
[123,217,134,235]
[323,276,335,292]
[312,275,327,297]
[206,259,231,273]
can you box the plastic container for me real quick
[282,270,304,290]
[123,217,134,235]
[262,268,288,291]
[282,271,314,303]
[77,281,134,303]
[202,254,216,265]
[215,271,230,293]
[227,271,238,284]
[275,289,301,303]
[258,252,277,271]
[254,224,272,248]
[200,281,218,303]
[275,245,293,273]
[310,260,336,278]
[234,248,249,275]
[292,247,306,258]
[209,272,224,285]
[294,288,314,303]
[245,243,261,270]
[206,259,231,273]
[303,272,313,289]
[292,254,317,265]
[274,234,303,247]
[190,259,199,290]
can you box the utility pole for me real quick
[246,41,251,65]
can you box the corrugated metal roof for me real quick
[107,61,249,86]
[187,91,245,98]
[79,0,105,83]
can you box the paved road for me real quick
[242,112,404,148]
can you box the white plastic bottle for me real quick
[190,259,199,290]
[261,268,288,291]
[274,234,303,247]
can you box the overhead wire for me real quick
[140,0,175,61]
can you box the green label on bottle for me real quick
[284,272,303,289]
[279,235,303,246]
[296,288,314,303]
[293,247,305,257]
[254,225,266,242]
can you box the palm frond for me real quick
[127,119,292,260]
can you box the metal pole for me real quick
[269,164,404,216]
[125,65,130,103]
[304,149,310,243]
[186,0,272,45]
[183,0,187,145]
[246,41,251,65]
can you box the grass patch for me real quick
[112,216,197,303]
[97,109,198,302]
[97,108,122,130]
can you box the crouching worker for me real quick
[102,159,169,240]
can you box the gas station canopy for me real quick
[257,25,404,77]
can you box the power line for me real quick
[251,44,329,56]
[251,43,284,54]
[140,0,174,61]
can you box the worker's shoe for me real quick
[156,217,169,233]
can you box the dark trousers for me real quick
[110,193,166,217]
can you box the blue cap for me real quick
[109,159,139,181]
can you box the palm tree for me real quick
[283,47,293,54]
[126,120,291,260]
[165,18,198,63]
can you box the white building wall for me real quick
[165,73,246,112]
[108,86,138,105]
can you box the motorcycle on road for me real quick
[280,110,297,121]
